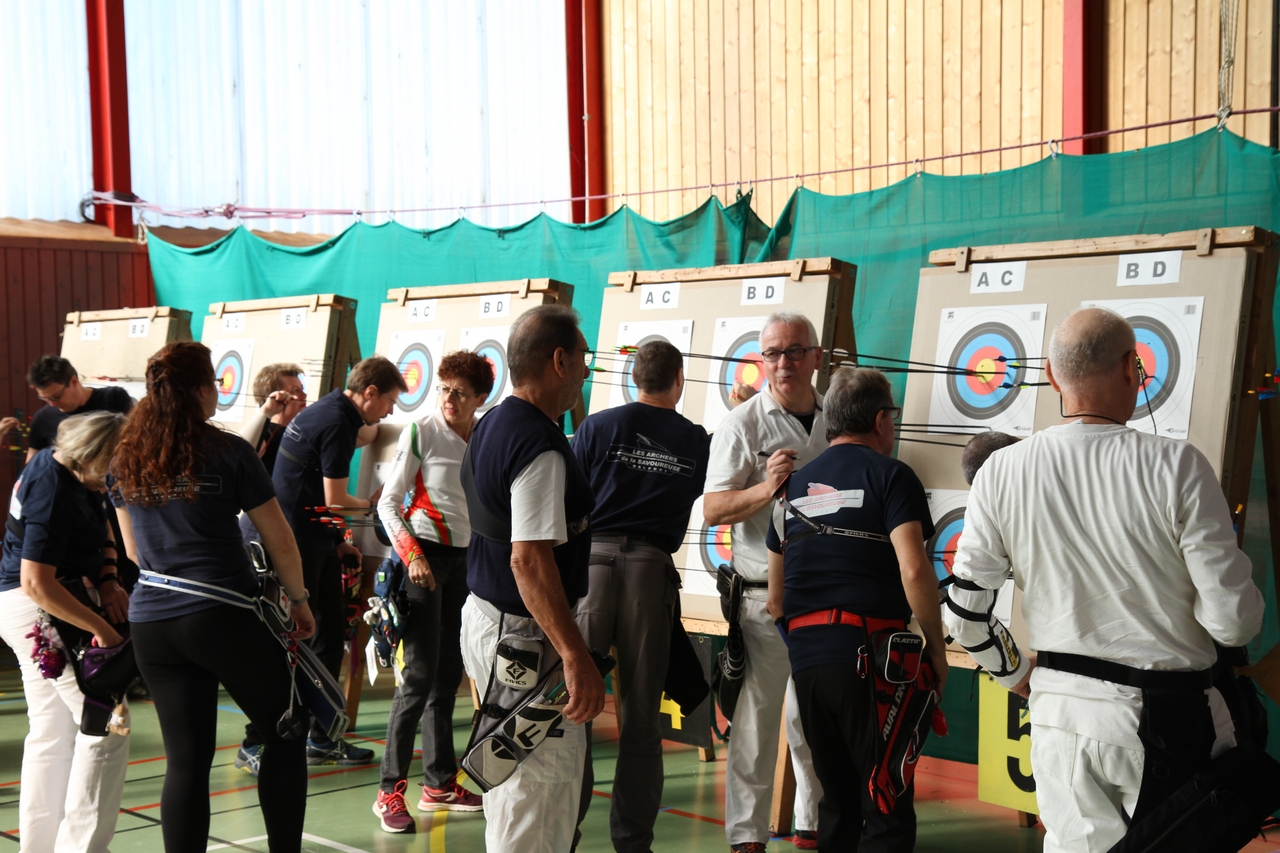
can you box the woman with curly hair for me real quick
[110,341,315,853]
[370,350,494,833]
[0,411,129,853]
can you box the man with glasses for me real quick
[25,356,133,462]
[459,304,606,852]
[703,311,827,852]
[945,307,1263,852]
[765,367,947,851]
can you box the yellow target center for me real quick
[742,364,759,385]
[975,358,997,384]
[405,366,420,385]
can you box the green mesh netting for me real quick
[149,128,1280,765]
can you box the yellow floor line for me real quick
[428,810,447,850]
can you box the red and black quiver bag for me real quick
[859,617,947,815]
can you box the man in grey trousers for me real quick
[572,340,711,853]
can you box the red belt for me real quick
[787,608,867,632]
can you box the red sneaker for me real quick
[793,829,818,849]
[420,777,484,812]
[372,780,416,833]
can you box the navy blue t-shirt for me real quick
[572,402,709,554]
[28,386,134,451]
[110,430,276,622]
[273,389,363,550]
[766,443,934,673]
[1,449,107,592]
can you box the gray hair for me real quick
[960,431,1021,485]
[1048,307,1135,384]
[55,411,126,476]
[762,311,819,349]
[508,304,581,385]
[824,367,894,440]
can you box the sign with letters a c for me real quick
[639,282,680,310]
[977,674,1038,814]
[970,262,1027,294]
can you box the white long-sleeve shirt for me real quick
[946,422,1264,749]
[377,411,474,563]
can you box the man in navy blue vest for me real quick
[573,340,710,853]
[461,304,605,852]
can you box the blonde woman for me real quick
[0,411,130,853]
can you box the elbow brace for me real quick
[942,577,1023,679]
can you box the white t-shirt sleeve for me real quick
[705,421,756,493]
[510,450,567,544]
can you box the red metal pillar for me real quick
[565,0,587,223]
[86,0,133,238]
[1062,0,1087,155]
[582,0,606,222]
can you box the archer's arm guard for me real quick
[942,576,1030,690]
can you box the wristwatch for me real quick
[289,589,310,604]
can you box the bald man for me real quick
[944,307,1263,852]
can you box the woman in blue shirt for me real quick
[0,411,129,853]
[111,342,315,853]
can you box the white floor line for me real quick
[301,833,373,853]
[206,835,268,851]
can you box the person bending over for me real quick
[371,350,494,831]
[766,368,948,851]
[111,341,316,853]
[0,411,130,853]
[572,339,710,853]
[945,308,1263,852]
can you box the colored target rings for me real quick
[717,332,767,408]
[926,508,966,581]
[946,322,1025,419]
[699,522,734,574]
[621,335,668,403]
[214,350,246,411]
[473,340,508,412]
[395,343,434,413]
[1130,316,1180,420]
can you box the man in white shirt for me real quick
[945,307,1264,853]
[460,305,605,853]
[703,311,827,852]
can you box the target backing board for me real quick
[1080,296,1205,438]
[606,319,695,413]
[385,330,447,425]
[353,280,576,557]
[200,295,362,433]
[60,307,194,401]
[928,304,1047,437]
[208,338,256,423]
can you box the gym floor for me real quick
[0,663,1276,852]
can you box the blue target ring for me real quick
[395,344,434,412]
[1131,316,1179,420]
[947,322,1024,419]
[699,523,734,573]
[926,509,966,581]
[214,350,246,411]
[473,339,508,412]
[718,332,767,408]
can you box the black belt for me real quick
[1039,650,1217,691]
[593,531,672,553]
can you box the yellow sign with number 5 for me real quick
[977,674,1038,814]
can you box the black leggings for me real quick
[132,605,306,853]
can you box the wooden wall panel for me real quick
[0,238,154,505]
[602,0,1276,224]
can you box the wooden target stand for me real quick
[343,279,576,727]
[60,306,193,400]
[916,226,1280,824]
[597,258,858,838]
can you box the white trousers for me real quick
[460,595,588,853]
[0,587,129,853]
[1031,723,1143,853]
[725,595,822,844]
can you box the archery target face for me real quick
[678,496,725,598]
[1081,297,1203,438]
[925,490,968,581]
[703,315,768,432]
[607,320,694,413]
[460,326,512,412]
[929,304,1046,436]
[208,338,256,424]
[385,330,446,424]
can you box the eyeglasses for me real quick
[36,385,67,403]
[438,385,481,401]
[881,406,902,421]
[760,345,818,364]
[578,348,595,367]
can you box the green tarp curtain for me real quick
[149,128,1280,764]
